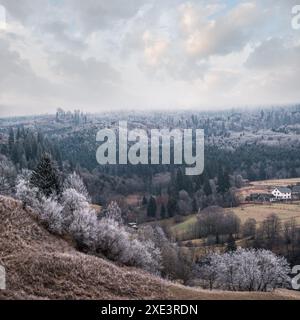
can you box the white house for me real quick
[272,187,292,200]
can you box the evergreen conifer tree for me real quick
[142,195,148,206]
[30,153,61,197]
[147,196,157,218]
[8,128,14,151]
[226,234,237,252]
[167,196,179,217]
[160,204,166,219]
[203,178,212,196]
[218,167,230,193]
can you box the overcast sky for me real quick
[0,0,299,116]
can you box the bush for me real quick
[196,248,291,292]
[16,172,40,209]
[138,225,194,282]
[69,208,98,251]
[103,201,123,223]
[61,188,91,231]
[39,197,64,234]
[96,218,161,274]
[63,172,91,202]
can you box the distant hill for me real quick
[0,196,299,300]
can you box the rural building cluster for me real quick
[246,186,300,203]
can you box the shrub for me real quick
[96,218,161,274]
[39,197,64,234]
[60,188,91,231]
[196,248,291,292]
[16,173,40,209]
[69,207,98,251]
[63,172,90,202]
[103,201,123,223]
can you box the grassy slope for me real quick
[0,196,299,300]
[172,202,300,238]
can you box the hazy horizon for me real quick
[2,102,300,119]
[0,0,300,117]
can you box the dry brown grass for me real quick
[1,196,299,300]
[165,284,300,300]
[252,178,300,187]
[227,203,300,224]
[0,196,168,300]
[125,194,142,206]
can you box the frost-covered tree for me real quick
[254,249,290,292]
[69,207,98,251]
[63,172,90,202]
[39,197,64,234]
[60,188,99,250]
[128,239,162,275]
[138,225,193,281]
[96,218,161,274]
[96,218,130,260]
[104,201,123,223]
[61,188,91,231]
[196,254,219,290]
[16,172,40,209]
[196,248,290,292]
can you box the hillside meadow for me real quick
[158,178,300,241]
[2,196,300,300]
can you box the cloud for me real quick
[241,37,300,105]
[0,0,299,116]
[0,34,123,115]
[41,20,87,51]
[142,31,169,66]
[246,38,300,71]
[0,0,43,23]
[52,53,121,84]
[0,38,54,98]
[181,2,264,58]
[66,0,142,29]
